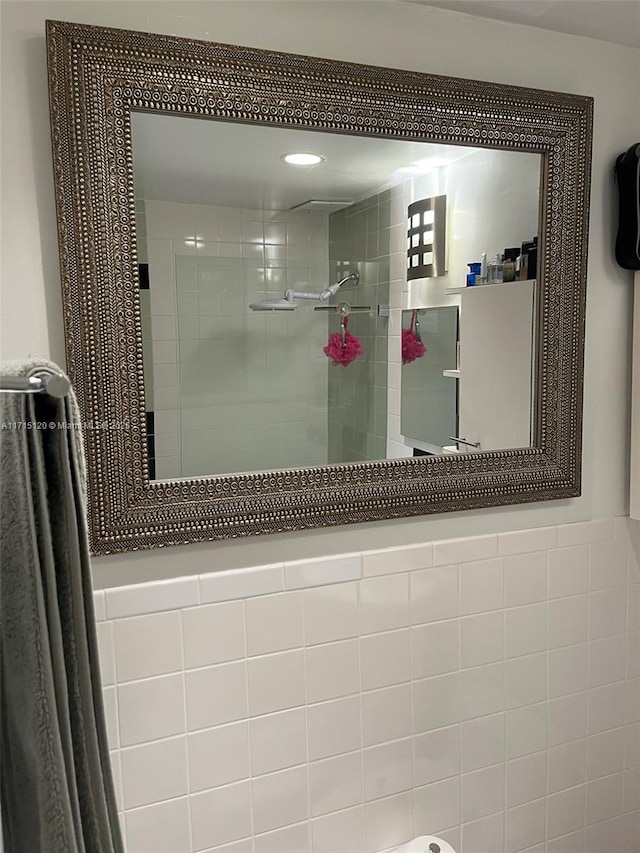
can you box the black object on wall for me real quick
[614,143,640,271]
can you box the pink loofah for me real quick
[323,316,364,367]
[402,311,427,364]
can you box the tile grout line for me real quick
[178,607,194,853]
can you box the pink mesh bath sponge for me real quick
[402,311,427,364]
[323,316,364,367]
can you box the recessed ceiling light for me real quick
[282,152,324,166]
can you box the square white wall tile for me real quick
[625,722,640,768]
[590,538,629,590]
[114,612,183,682]
[306,638,360,703]
[504,552,547,607]
[413,672,460,733]
[191,781,253,850]
[412,620,458,679]
[548,739,586,794]
[461,763,505,823]
[411,566,459,625]
[414,724,460,786]
[587,727,625,780]
[548,545,589,598]
[505,653,547,709]
[589,634,627,687]
[460,713,505,772]
[460,662,504,720]
[124,797,191,853]
[310,751,363,816]
[359,574,409,635]
[459,557,503,615]
[547,595,588,648]
[460,612,504,668]
[546,830,584,853]
[185,662,248,731]
[252,765,309,835]
[462,812,504,853]
[506,702,547,759]
[504,603,547,658]
[109,750,122,811]
[413,777,461,836]
[548,643,588,698]
[548,693,589,747]
[97,622,116,686]
[623,767,640,813]
[247,649,305,716]
[121,736,188,809]
[118,673,185,747]
[245,591,303,656]
[586,773,623,825]
[360,629,411,691]
[361,684,412,747]
[621,810,640,853]
[547,783,587,838]
[188,721,250,792]
[589,587,627,640]
[588,682,627,735]
[505,798,546,853]
[254,823,310,853]
[103,686,118,749]
[506,750,547,808]
[250,707,307,776]
[182,601,246,669]
[364,791,413,853]
[363,738,413,802]
[307,695,361,761]
[627,678,640,724]
[304,582,358,646]
[585,817,624,853]
[311,806,364,853]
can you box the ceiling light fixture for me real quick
[282,152,324,166]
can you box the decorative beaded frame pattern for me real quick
[46,20,593,555]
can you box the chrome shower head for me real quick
[249,297,297,312]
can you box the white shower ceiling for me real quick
[130,111,471,211]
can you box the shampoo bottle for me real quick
[488,253,503,284]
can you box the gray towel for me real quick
[1,360,124,853]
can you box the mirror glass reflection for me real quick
[131,112,541,479]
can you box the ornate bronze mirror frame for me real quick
[46,20,592,555]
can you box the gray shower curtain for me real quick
[0,361,124,853]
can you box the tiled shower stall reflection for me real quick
[138,172,419,478]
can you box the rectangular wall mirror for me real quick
[46,20,592,554]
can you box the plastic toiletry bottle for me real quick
[478,252,487,285]
[487,253,503,284]
[466,262,482,286]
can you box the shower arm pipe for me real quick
[284,270,359,305]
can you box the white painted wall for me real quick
[632,272,640,521]
[1,1,638,586]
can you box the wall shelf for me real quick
[445,280,535,296]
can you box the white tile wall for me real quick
[98,517,640,853]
